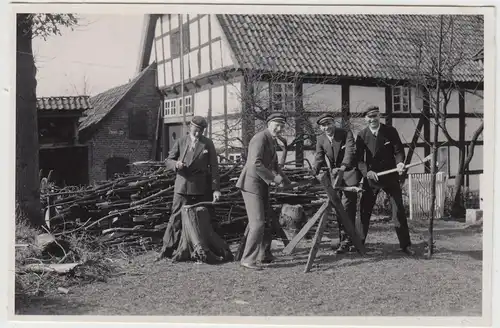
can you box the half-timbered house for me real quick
[137,14,484,190]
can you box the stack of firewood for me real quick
[41,161,327,248]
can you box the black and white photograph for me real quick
[5,2,497,326]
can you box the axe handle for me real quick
[377,159,429,177]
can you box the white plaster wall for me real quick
[303,84,342,112]
[153,13,236,88]
[350,86,386,113]
[430,118,460,142]
[211,86,225,116]
[465,90,483,113]
[465,118,483,141]
[392,118,423,144]
[194,89,210,117]
[226,82,242,114]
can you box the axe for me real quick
[376,153,435,177]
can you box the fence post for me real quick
[408,174,414,221]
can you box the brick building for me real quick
[78,63,161,183]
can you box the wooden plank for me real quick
[304,201,330,273]
[318,172,366,255]
[281,201,329,255]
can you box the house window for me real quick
[128,109,149,140]
[392,86,411,112]
[170,23,190,59]
[184,96,193,114]
[164,99,176,116]
[272,82,295,112]
[164,96,192,117]
[164,99,177,117]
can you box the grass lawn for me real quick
[16,219,483,316]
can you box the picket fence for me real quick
[407,172,448,221]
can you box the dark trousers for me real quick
[359,178,411,249]
[335,190,358,246]
[240,190,273,265]
[159,192,214,258]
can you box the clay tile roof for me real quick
[37,96,91,112]
[78,62,156,132]
[217,14,483,83]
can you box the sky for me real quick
[33,14,145,97]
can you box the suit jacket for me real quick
[236,129,290,195]
[165,134,220,195]
[312,128,361,186]
[355,123,405,184]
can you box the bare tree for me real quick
[212,68,362,167]
[67,71,93,96]
[386,15,483,256]
[16,14,79,228]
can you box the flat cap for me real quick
[266,112,286,124]
[316,113,336,125]
[363,105,380,116]
[190,115,208,129]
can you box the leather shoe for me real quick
[240,262,262,270]
[333,243,350,255]
[259,254,276,264]
[401,246,415,256]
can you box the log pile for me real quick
[41,161,328,249]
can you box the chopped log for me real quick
[279,204,306,240]
[22,263,80,274]
[172,205,234,264]
[282,201,330,255]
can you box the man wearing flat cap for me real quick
[157,115,222,260]
[236,112,292,270]
[312,113,361,254]
[355,106,414,255]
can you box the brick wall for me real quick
[87,69,161,183]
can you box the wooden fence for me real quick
[408,172,448,221]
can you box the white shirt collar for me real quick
[369,124,381,136]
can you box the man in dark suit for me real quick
[355,106,414,255]
[312,113,361,254]
[157,115,221,260]
[236,113,292,270]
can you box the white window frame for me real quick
[163,99,177,117]
[163,96,193,117]
[392,86,411,113]
[272,82,295,112]
[184,95,193,114]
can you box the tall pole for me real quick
[180,14,186,135]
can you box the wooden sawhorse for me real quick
[282,171,367,272]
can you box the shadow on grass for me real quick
[268,241,431,270]
[15,294,98,315]
[432,248,483,261]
